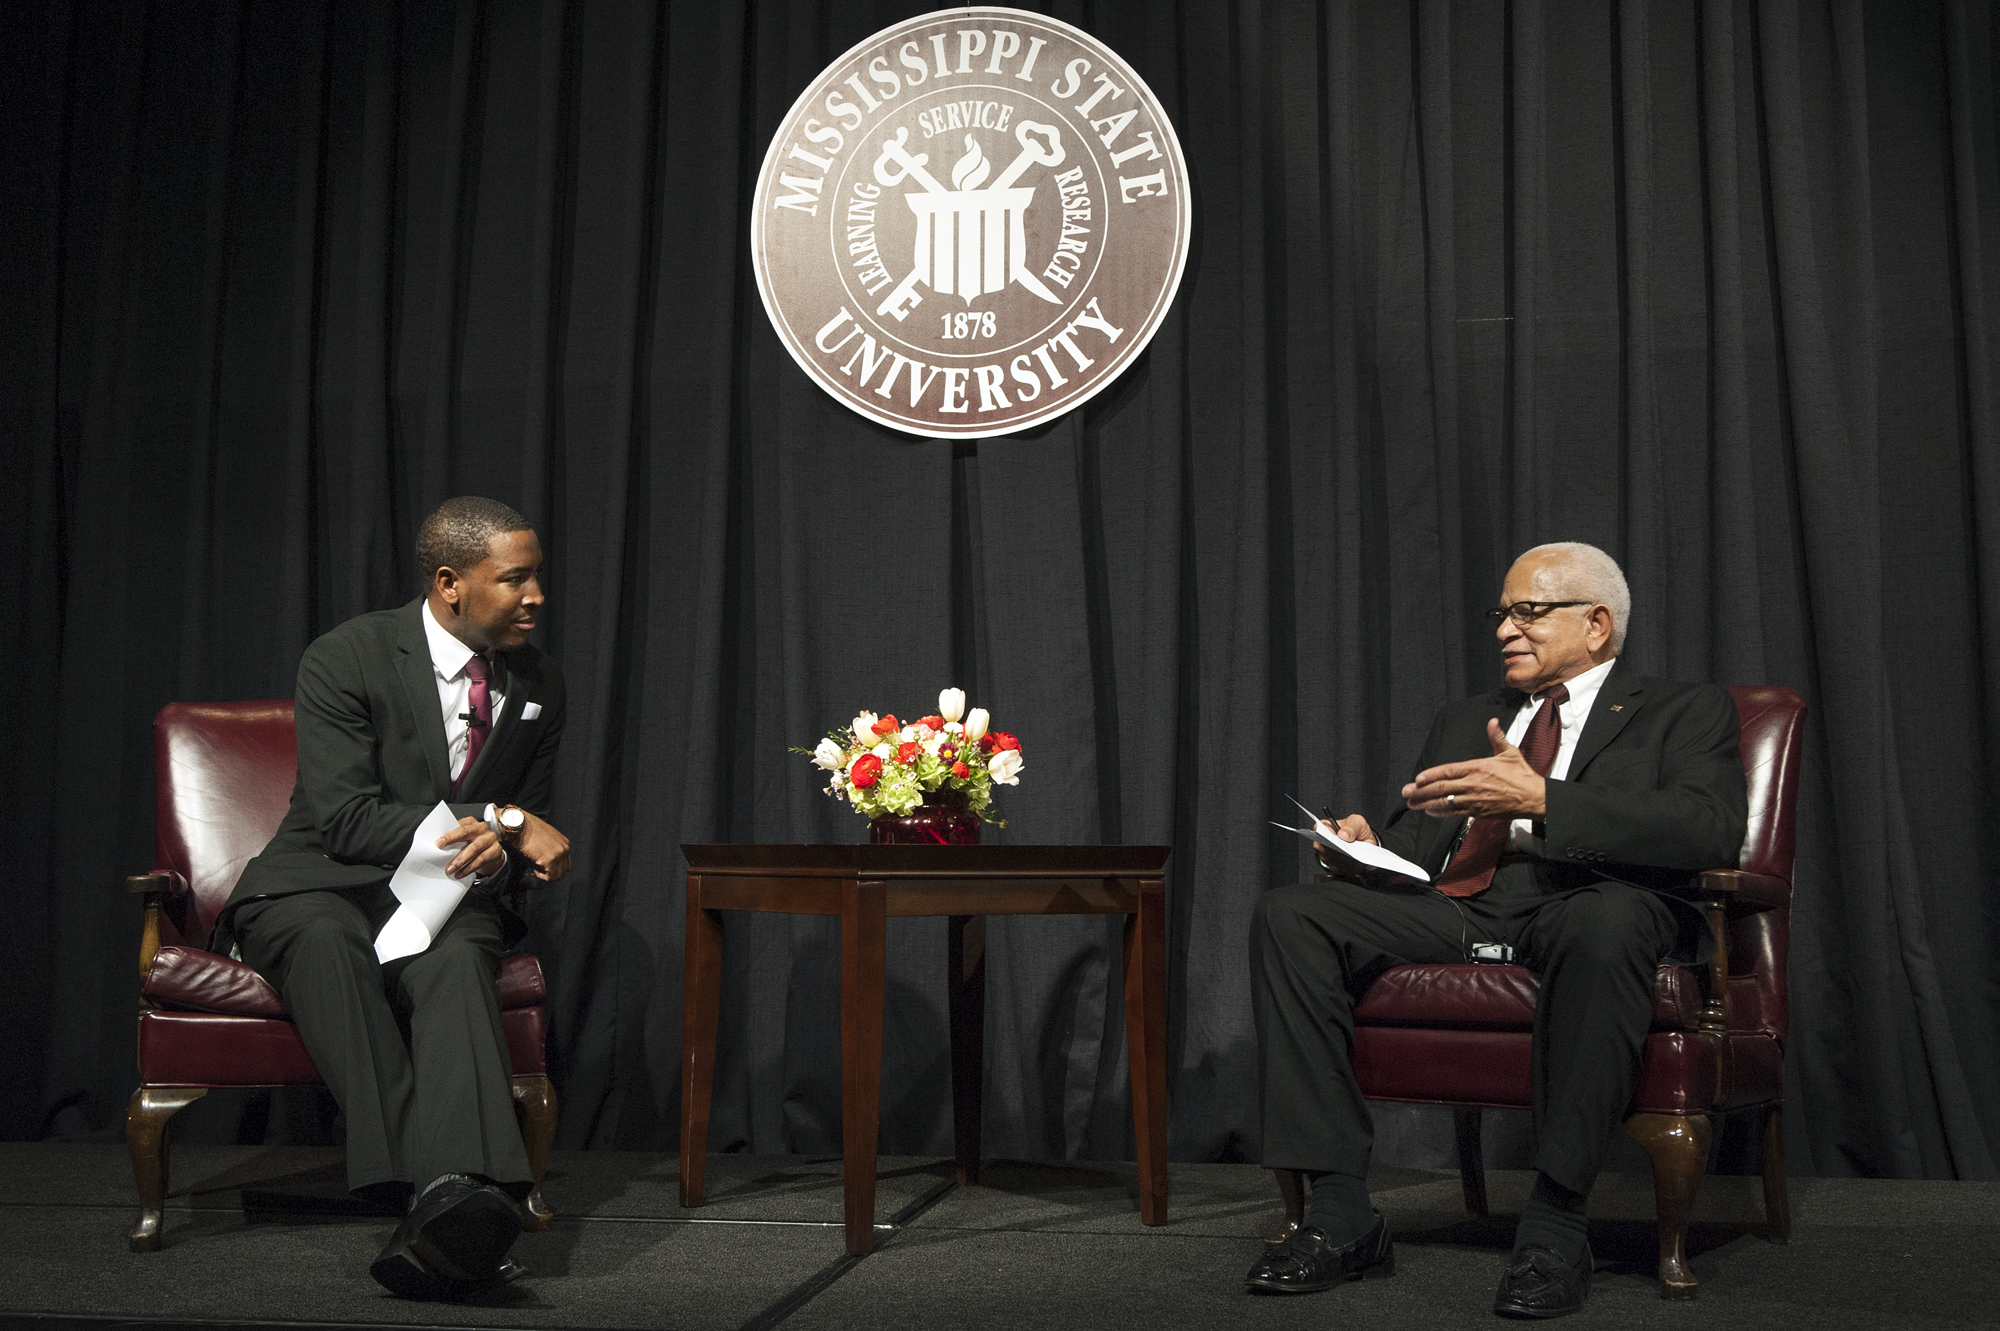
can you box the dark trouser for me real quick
[1251,867,1678,1195]
[234,883,530,1198]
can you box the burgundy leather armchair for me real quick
[1272,685,1804,1299]
[125,701,557,1251]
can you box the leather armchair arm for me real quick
[127,871,190,992]
[1689,870,1756,1038]
[1687,868,1788,1044]
[1695,867,1789,912]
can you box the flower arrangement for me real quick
[800,687,1024,825]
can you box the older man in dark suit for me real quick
[1244,542,1747,1319]
[215,496,572,1300]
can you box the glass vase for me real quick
[868,786,981,845]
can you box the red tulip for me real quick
[951,761,971,778]
[849,753,883,788]
[991,731,1021,753]
[915,715,945,731]
[897,741,920,764]
[873,714,901,735]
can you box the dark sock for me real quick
[1301,1170,1374,1245]
[1513,1172,1589,1267]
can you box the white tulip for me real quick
[964,708,990,743]
[851,711,879,744]
[987,749,1023,785]
[938,688,966,723]
[944,721,963,734]
[813,737,846,771]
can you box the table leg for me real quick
[947,914,987,1186]
[679,878,724,1208]
[1123,878,1168,1225]
[841,877,887,1253]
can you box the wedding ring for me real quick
[1446,794,1456,807]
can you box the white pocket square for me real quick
[521,702,543,720]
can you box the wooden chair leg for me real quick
[1267,1168,1304,1244]
[1626,1111,1712,1300]
[1761,1103,1791,1244]
[126,1086,208,1252]
[511,1073,558,1232]
[1454,1107,1489,1216]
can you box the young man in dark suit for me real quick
[1244,543,1747,1319]
[214,497,572,1300]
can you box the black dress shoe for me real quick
[1244,1214,1394,1294]
[485,1256,529,1288]
[370,1250,528,1303]
[449,1255,529,1298]
[370,1178,522,1300]
[1493,1244,1592,1319]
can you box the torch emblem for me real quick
[873,122,1067,321]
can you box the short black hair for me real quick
[416,497,532,583]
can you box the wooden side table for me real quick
[678,844,1172,1253]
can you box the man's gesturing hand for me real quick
[517,812,571,882]
[1403,719,1547,820]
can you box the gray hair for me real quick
[1518,542,1631,653]
[416,496,532,583]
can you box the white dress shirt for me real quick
[1504,655,1616,850]
[421,600,508,785]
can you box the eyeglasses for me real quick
[1484,601,1593,627]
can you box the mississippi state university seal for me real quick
[752,9,1190,438]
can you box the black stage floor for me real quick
[1,1143,1995,1330]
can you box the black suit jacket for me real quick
[1375,658,1747,960]
[213,598,566,955]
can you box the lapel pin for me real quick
[1609,704,1624,712]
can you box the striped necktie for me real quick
[455,653,492,795]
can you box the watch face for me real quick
[500,808,526,831]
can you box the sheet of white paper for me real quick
[375,801,471,964]
[1269,821,1433,884]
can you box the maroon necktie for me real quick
[455,654,492,795]
[1434,683,1570,897]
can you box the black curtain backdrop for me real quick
[4,0,1996,1182]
